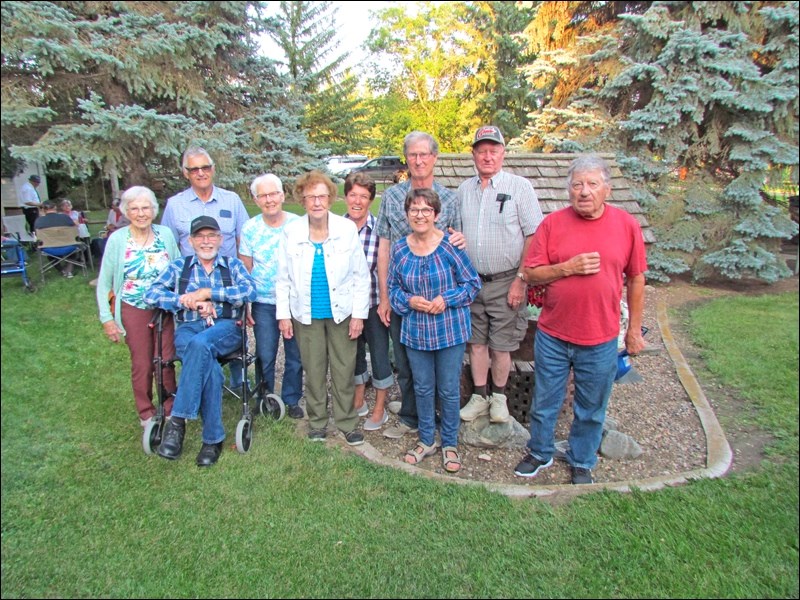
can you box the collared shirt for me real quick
[376,180,461,243]
[346,212,379,307]
[239,212,299,304]
[18,181,40,208]
[160,185,249,258]
[388,234,481,351]
[458,170,543,275]
[143,254,256,323]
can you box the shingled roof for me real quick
[433,152,655,243]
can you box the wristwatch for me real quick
[516,272,526,282]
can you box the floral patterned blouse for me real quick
[119,229,173,310]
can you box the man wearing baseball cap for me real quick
[19,174,42,233]
[144,216,256,467]
[457,126,544,424]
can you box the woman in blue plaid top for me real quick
[388,188,480,473]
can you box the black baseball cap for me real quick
[29,174,41,183]
[190,216,220,235]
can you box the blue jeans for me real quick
[390,311,418,428]
[355,306,394,389]
[252,302,303,406]
[173,319,242,444]
[527,329,618,470]
[405,343,465,448]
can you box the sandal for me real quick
[404,441,437,465]
[441,446,462,473]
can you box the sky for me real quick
[259,1,395,76]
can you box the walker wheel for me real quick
[259,393,285,421]
[235,418,252,453]
[142,419,163,455]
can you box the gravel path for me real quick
[279,284,712,487]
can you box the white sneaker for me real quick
[460,394,490,421]
[387,401,401,414]
[489,392,510,423]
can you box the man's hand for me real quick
[447,227,466,250]
[179,288,211,310]
[624,327,647,356]
[507,276,527,310]
[566,252,601,276]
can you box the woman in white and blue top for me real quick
[276,171,370,446]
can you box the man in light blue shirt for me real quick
[160,147,249,259]
[161,147,250,388]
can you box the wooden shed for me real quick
[433,152,655,244]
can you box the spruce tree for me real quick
[1,1,318,196]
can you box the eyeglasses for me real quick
[302,194,330,204]
[192,233,220,241]
[406,152,433,161]
[256,191,283,202]
[408,207,434,216]
[185,164,214,175]
[127,206,153,214]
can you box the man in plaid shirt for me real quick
[375,131,462,439]
[144,216,256,467]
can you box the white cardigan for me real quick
[276,212,370,325]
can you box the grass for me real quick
[689,293,799,457]
[1,267,798,597]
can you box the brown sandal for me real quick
[404,441,437,465]
[442,446,462,473]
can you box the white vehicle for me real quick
[324,155,368,178]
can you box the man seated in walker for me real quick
[144,216,256,467]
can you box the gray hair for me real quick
[250,173,284,198]
[181,147,214,170]
[403,131,439,157]
[58,199,73,211]
[120,186,160,218]
[566,155,611,190]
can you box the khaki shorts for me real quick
[469,274,528,351]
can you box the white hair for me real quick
[250,174,284,198]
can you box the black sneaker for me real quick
[513,453,553,477]
[571,466,594,485]
[344,430,365,446]
[287,404,305,419]
[308,428,327,442]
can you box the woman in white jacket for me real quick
[276,171,370,445]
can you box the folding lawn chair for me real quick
[36,225,91,283]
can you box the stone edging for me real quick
[346,297,733,499]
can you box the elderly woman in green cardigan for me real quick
[96,186,180,427]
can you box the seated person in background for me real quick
[144,216,257,468]
[92,198,131,261]
[59,198,90,242]
[34,201,79,278]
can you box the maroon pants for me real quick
[121,303,176,420]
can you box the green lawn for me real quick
[1,267,797,597]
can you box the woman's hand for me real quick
[279,319,294,340]
[103,320,122,343]
[349,317,364,340]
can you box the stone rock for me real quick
[600,429,643,460]
[478,453,492,462]
[460,415,530,449]
[603,416,620,432]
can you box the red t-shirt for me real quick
[524,204,647,345]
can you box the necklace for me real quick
[130,229,152,249]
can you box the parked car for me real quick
[350,156,408,183]
[324,155,368,178]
